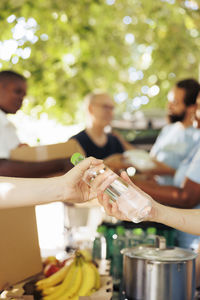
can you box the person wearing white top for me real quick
[0,70,72,177]
[0,109,20,159]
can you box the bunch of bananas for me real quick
[36,250,100,300]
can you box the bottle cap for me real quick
[71,152,85,166]
[147,227,156,235]
[97,225,107,235]
[132,228,144,236]
[116,226,125,236]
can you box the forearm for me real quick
[144,160,175,176]
[151,202,200,235]
[0,176,68,209]
[133,179,193,208]
[0,159,72,178]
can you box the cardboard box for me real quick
[10,139,84,162]
[0,207,42,290]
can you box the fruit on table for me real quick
[44,264,61,277]
[42,256,72,277]
[43,256,59,267]
[36,250,101,300]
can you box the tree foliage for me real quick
[0,0,200,124]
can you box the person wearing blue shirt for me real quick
[150,79,200,185]
[173,143,200,249]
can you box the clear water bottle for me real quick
[145,227,157,246]
[71,153,152,224]
[132,228,145,245]
[92,225,107,260]
[125,229,137,248]
[112,226,126,285]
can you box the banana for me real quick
[77,261,96,297]
[78,249,92,262]
[42,285,60,296]
[36,261,72,291]
[90,262,101,290]
[42,261,82,300]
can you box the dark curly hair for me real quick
[176,79,200,107]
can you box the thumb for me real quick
[120,171,133,185]
[75,156,103,175]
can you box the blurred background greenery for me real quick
[0,0,200,124]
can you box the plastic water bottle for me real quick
[145,227,157,246]
[131,228,145,245]
[71,153,152,223]
[125,229,138,248]
[112,226,126,285]
[92,225,107,260]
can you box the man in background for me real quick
[150,78,200,185]
[0,70,72,177]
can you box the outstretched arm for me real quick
[0,158,73,178]
[96,171,200,236]
[0,157,104,209]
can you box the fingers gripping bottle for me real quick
[71,153,152,223]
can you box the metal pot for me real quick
[121,236,197,300]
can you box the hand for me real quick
[62,157,106,203]
[97,171,131,221]
[18,143,29,147]
[97,171,156,222]
[104,153,129,173]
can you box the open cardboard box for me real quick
[0,206,42,291]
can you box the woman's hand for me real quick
[97,171,132,221]
[62,156,119,203]
[97,171,156,222]
[61,157,103,203]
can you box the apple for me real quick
[44,263,61,277]
[58,257,72,268]
[43,256,59,267]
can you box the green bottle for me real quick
[92,225,107,260]
[112,226,126,285]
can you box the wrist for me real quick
[60,174,73,203]
[147,201,162,223]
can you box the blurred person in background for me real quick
[124,91,200,250]
[149,78,200,185]
[70,92,132,171]
[0,70,72,178]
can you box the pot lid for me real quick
[122,246,197,262]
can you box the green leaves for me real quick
[0,0,200,123]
